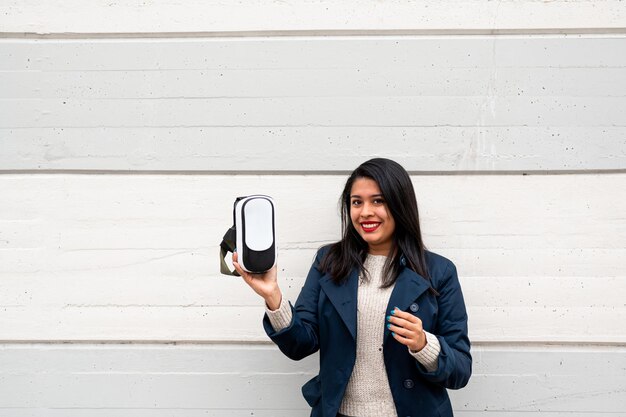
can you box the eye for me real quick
[351,199,362,207]
[373,198,385,205]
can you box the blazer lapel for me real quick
[319,269,358,340]
[383,267,431,342]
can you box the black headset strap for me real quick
[219,226,239,276]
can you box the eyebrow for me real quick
[350,194,384,198]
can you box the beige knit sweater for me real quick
[266,255,441,417]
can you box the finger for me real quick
[390,307,419,323]
[232,258,250,280]
[387,314,414,326]
[391,330,412,347]
[388,318,420,335]
[231,255,242,273]
[387,311,422,332]
[387,323,416,339]
[232,253,245,274]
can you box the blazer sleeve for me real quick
[262,249,324,361]
[414,261,472,389]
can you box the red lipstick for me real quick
[360,222,381,233]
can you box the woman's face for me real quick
[349,177,396,256]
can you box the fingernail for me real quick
[386,315,391,321]
[386,323,391,329]
[392,332,396,337]
[390,309,395,315]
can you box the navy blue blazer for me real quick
[263,247,471,417]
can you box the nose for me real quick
[361,202,374,217]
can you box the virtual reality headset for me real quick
[220,195,276,275]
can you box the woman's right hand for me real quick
[232,252,282,310]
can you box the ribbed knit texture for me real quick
[338,254,397,417]
[265,297,292,330]
[265,254,441,417]
[410,331,441,373]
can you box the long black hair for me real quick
[319,158,432,289]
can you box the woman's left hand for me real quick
[387,307,427,352]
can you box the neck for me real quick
[368,244,392,256]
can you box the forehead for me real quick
[350,177,382,197]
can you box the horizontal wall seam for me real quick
[1,169,625,176]
[2,28,626,39]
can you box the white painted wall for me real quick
[2,0,625,34]
[1,1,625,415]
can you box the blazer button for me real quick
[403,379,415,389]
[409,303,419,313]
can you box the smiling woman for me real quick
[349,177,396,256]
[234,158,471,417]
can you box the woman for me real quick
[233,158,471,417]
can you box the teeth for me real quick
[362,223,379,228]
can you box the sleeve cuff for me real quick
[265,298,293,331]
[409,331,441,372]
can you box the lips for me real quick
[360,222,381,233]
